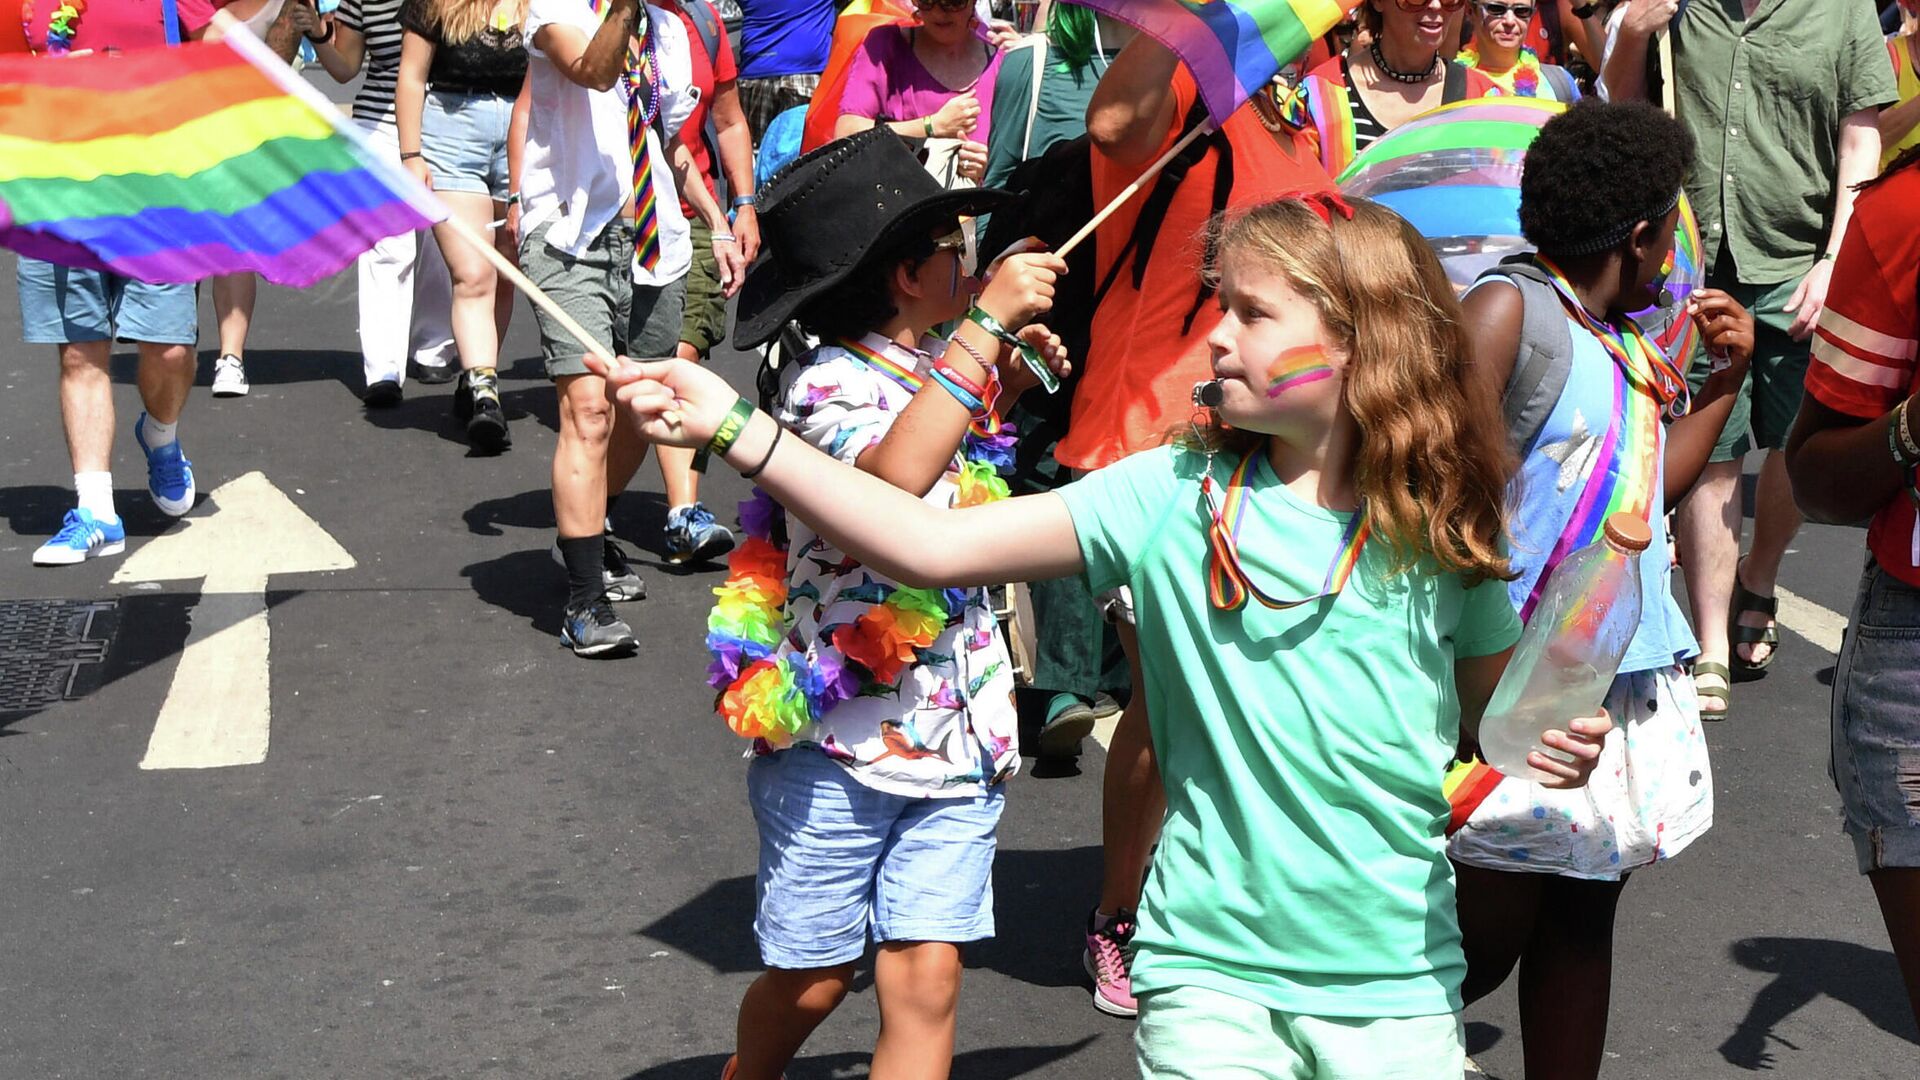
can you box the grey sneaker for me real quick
[664,503,737,565]
[549,537,646,602]
[561,596,637,657]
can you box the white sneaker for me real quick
[211,353,249,397]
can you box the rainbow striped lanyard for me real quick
[836,336,1005,442]
[1534,255,1690,419]
[1201,451,1370,613]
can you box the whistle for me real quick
[1192,379,1225,408]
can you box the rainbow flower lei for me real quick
[22,0,87,56]
[703,341,1018,744]
[1459,45,1543,98]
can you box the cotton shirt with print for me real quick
[766,336,1020,800]
[25,0,219,51]
[1804,166,1920,586]
[1057,444,1522,1018]
[522,0,695,285]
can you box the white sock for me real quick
[75,472,117,522]
[142,415,178,448]
[669,503,697,517]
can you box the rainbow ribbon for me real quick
[836,336,1006,445]
[1203,451,1369,612]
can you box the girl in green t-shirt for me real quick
[592,193,1614,1076]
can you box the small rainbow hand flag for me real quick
[1075,0,1363,127]
[0,25,444,287]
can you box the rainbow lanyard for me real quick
[836,336,1005,443]
[1534,255,1690,419]
[1201,451,1370,613]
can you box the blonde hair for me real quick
[429,0,526,44]
[1198,197,1516,585]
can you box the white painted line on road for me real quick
[1091,711,1119,751]
[113,472,354,770]
[1775,586,1847,657]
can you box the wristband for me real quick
[965,305,1023,349]
[399,150,424,160]
[1821,251,1838,262]
[924,117,936,138]
[931,357,987,400]
[307,21,335,43]
[506,192,521,206]
[740,423,784,480]
[1897,399,1920,465]
[694,396,756,473]
[731,194,757,209]
[928,368,985,413]
[713,233,737,244]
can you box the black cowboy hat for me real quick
[733,127,1015,349]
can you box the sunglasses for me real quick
[913,0,973,11]
[1392,0,1469,10]
[932,229,968,254]
[1479,2,1535,18]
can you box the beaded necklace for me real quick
[21,0,86,56]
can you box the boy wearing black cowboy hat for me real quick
[704,128,1068,1080]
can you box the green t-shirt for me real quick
[1057,445,1522,1018]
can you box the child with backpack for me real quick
[596,190,1612,1078]
[1448,100,1754,1079]
[682,128,1067,1080]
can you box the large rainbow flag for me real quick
[0,25,443,287]
[1076,0,1363,126]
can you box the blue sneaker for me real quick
[664,503,737,565]
[134,413,195,517]
[33,509,126,566]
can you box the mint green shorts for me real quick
[1135,984,1464,1079]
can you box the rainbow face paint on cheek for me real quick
[1265,345,1335,398]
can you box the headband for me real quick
[1556,188,1683,257]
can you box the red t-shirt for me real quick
[21,0,221,53]
[1057,70,1335,472]
[658,0,736,216]
[1802,166,1920,585]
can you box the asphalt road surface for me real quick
[2,255,1917,1077]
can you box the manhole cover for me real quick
[0,599,120,714]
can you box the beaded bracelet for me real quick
[1895,400,1920,468]
[694,396,756,473]
[945,332,995,379]
[1900,398,1920,462]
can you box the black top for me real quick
[400,0,528,98]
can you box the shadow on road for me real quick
[0,484,205,541]
[636,845,1104,992]
[617,1038,1098,1079]
[1720,936,1920,1070]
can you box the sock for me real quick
[1044,692,1083,726]
[75,472,117,522]
[559,535,604,610]
[141,415,178,449]
[668,503,697,518]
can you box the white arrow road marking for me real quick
[112,472,353,770]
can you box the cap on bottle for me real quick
[1603,512,1653,553]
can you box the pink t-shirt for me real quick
[838,24,1002,147]
[23,0,222,52]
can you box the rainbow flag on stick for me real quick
[1074,0,1363,126]
[0,23,444,287]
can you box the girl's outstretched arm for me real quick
[594,356,1087,588]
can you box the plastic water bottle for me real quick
[1476,512,1651,781]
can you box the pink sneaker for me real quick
[1082,909,1139,1018]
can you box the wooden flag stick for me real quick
[1659,30,1676,116]
[1056,121,1213,259]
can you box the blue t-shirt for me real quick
[1494,280,1698,673]
[738,0,836,80]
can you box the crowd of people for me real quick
[15,0,1920,1077]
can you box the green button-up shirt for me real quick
[1674,0,1895,284]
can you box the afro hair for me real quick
[1519,99,1697,257]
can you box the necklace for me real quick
[1200,450,1371,613]
[1533,255,1690,418]
[21,0,86,56]
[1458,45,1543,97]
[1369,39,1438,84]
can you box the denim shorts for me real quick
[16,258,198,345]
[1832,561,1920,873]
[422,89,512,199]
[1136,984,1464,1079]
[747,747,1003,970]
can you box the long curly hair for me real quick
[1195,197,1516,585]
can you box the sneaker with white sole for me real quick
[134,413,195,517]
[549,536,646,602]
[1083,908,1139,1018]
[32,509,126,566]
[664,503,737,565]
[561,596,638,657]
[211,353,249,397]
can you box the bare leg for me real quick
[1516,876,1628,1080]
[490,204,516,345]
[212,272,256,359]
[1730,450,1802,666]
[731,964,854,1080]
[430,193,502,373]
[554,375,615,539]
[871,941,964,1080]
[136,342,195,425]
[1869,868,1920,1036]
[1678,459,1742,713]
[58,342,115,474]
[1098,623,1162,914]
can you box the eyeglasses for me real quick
[1479,2,1535,18]
[932,229,968,254]
[1393,0,1468,11]
[913,0,973,11]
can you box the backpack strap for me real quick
[1442,60,1469,103]
[1543,63,1577,103]
[1482,258,1576,455]
[1127,98,1223,292]
[682,0,730,205]
[1021,34,1048,160]
[162,0,181,45]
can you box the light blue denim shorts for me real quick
[16,258,197,345]
[1833,561,1920,873]
[422,89,513,199]
[747,748,1003,970]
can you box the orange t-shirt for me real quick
[1057,71,1334,472]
